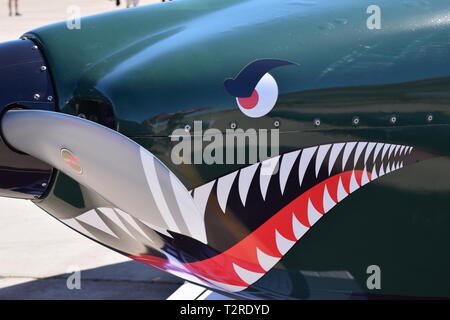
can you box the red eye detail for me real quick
[237,90,259,109]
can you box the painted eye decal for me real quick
[224,59,296,118]
[236,73,278,118]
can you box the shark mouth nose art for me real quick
[129,141,435,292]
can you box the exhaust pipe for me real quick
[1,109,207,243]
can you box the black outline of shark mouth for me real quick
[130,141,435,292]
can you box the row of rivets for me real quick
[30,44,54,103]
[33,94,54,102]
[180,114,437,131]
[183,120,281,131]
[313,114,434,127]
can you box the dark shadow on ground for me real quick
[0,261,183,300]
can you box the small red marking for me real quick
[65,156,78,166]
[238,90,259,109]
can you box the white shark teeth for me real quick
[349,170,360,193]
[315,144,332,177]
[371,165,378,180]
[307,198,322,226]
[342,142,357,171]
[193,180,215,216]
[233,263,265,285]
[141,152,180,233]
[189,141,414,249]
[171,174,207,244]
[292,213,308,240]
[381,144,391,162]
[385,162,391,174]
[238,163,259,206]
[328,143,345,174]
[298,146,317,186]
[76,209,118,238]
[337,176,348,201]
[361,168,370,186]
[373,143,384,162]
[387,144,396,160]
[64,218,95,239]
[393,145,401,157]
[275,230,296,255]
[322,185,336,213]
[364,143,376,164]
[256,248,280,271]
[260,156,280,200]
[379,163,385,177]
[217,171,238,212]
[115,209,150,238]
[97,208,131,237]
[279,150,300,194]
[354,142,367,166]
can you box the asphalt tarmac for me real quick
[0,198,183,299]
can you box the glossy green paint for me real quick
[26,0,450,136]
[279,156,450,298]
[27,0,450,298]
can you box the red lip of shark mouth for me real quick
[131,170,373,292]
[131,170,394,292]
[130,142,434,292]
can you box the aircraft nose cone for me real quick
[0,39,56,199]
[0,39,55,109]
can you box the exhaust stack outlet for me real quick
[1,109,207,243]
